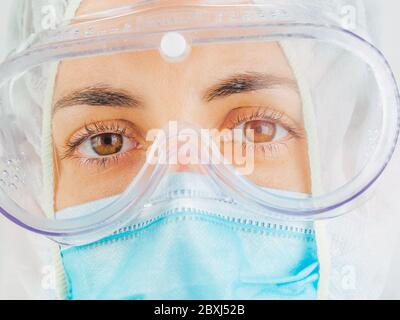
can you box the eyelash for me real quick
[61,108,303,166]
[228,107,305,156]
[74,154,129,168]
[62,121,136,167]
[229,107,303,137]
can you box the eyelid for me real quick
[61,120,143,160]
[227,106,305,139]
[71,120,140,144]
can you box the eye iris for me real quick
[245,120,276,143]
[91,133,123,156]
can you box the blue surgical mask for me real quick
[58,173,320,300]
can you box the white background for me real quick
[0,0,399,299]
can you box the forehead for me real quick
[54,41,294,97]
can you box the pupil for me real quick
[245,120,276,143]
[255,126,263,134]
[91,133,123,156]
[102,134,113,145]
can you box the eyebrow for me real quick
[203,72,298,102]
[53,72,297,113]
[53,84,142,113]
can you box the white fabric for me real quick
[364,0,400,299]
[278,40,330,299]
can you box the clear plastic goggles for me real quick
[0,2,398,244]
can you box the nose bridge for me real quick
[148,121,220,174]
[164,98,200,124]
[156,120,256,177]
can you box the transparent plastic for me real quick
[0,2,398,244]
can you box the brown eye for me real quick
[244,120,277,143]
[90,133,123,156]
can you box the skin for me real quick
[52,0,311,211]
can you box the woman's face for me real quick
[52,0,311,210]
[52,39,311,211]
[50,1,310,211]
